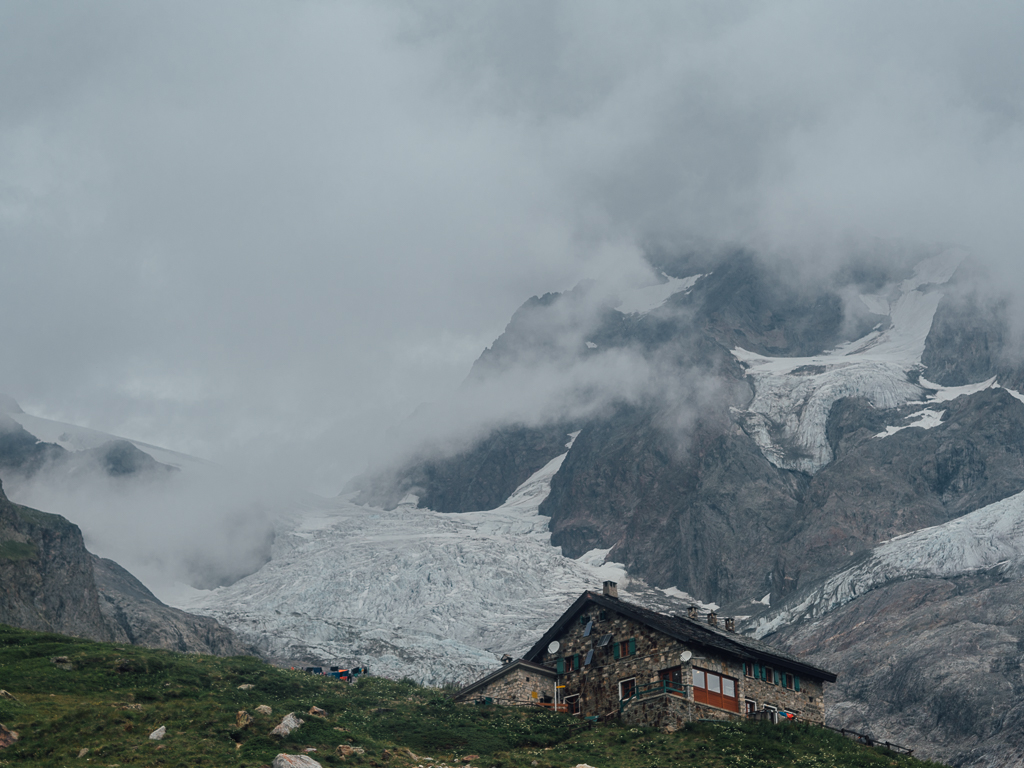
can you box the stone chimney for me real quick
[707,612,718,627]
[724,617,735,632]
[687,605,700,619]
[602,581,619,599]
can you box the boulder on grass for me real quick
[0,723,18,748]
[148,726,166,741]
[273,754,322,768]
[271,712,304,737]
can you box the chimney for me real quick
[707,612,718,627]
[724,617,735,632]
[602,581,619,599]
[687,605,700,620]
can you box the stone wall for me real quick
[458,665,556,705]
[536,601,826,725]
[621,695,738,730]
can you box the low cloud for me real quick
[0,2,1022,496]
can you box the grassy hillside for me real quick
[0,624,946,768]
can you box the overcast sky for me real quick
[2,1,1023,495]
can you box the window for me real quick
[563,694,581,715]
[764,666,774,684]
[615,637,636,658]
[597,633,613,648]
[583,620,593,637]
[619,678,637,701]
[584,649,594,666]
[745,699,757,715]
[743,662,755,677]
[691,668,740,713]
[764,704,778,724]
[785,673,794,690]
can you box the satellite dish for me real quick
[548,641,560,654]
[680,651,692,662]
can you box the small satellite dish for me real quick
[548,641,560,654]
[680,651,693,662]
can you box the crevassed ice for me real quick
[180,435,697,686]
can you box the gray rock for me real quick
[148,725,166,741]
[273,754,322,768]
[270,712,304,737]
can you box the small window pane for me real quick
[693,670,705,689]
[708,673,720,693]
[723,678,735,697]
[597,633,612,647]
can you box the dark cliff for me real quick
[0,479,249,656]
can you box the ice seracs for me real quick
[181,433,698,685]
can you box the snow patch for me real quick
[614,273,706,315]
[1004,388,1024,404]
[874,408,945,438]
[917,375,998,404]
[657,586,719,612]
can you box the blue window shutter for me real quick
[794,676,801,692]
[754,663,760,679]
[628,638,636,656]
[556,658,565,674]
[775,670,781,685]
[614,643,620,660]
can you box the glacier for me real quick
[179,437,705,685]
[730,250,965,473]
[750,489,1024,639]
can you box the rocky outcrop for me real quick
[0,479,249,656]
[0,480,117,641]
[766,570,1024,767]
[93,555,251,656]
[351,422,575,513]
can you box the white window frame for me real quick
[619,677,637,701]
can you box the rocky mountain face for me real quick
[345,247,1024,766]
[0,478,250,656]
